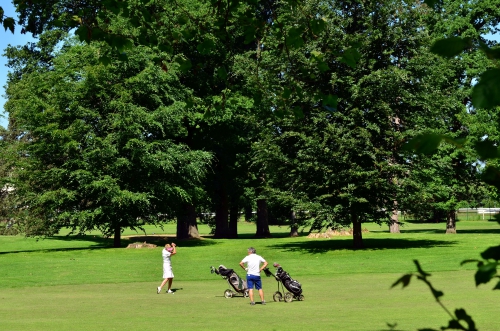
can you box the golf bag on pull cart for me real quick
[264,263,304,302]
[210,265,249,298]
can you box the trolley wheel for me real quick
[298,295,304,301]
[284,292,294,302]
[224,289,233,298]
[244,290,249,298]
[273,291,283,302]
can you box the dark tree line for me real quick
[1,0,499,248]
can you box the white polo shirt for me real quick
[241,253,266,276]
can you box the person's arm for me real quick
[239,261,246,270]
[260,260,268,272]
[171,243,177,256]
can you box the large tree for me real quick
[0,126,18,232]
[400,0,500,233]
[4,36,211,247]
[249,0,454,248]
[3,0,499,245]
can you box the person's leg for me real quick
[167,278,173,292]
[255,277,265,303]
[158,278,168,293]
[247,275,255,304]
[160,278,168,288]
[258,289,265,301]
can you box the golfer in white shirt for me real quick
[239,247,268,305]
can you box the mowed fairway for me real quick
[1,221,499,331]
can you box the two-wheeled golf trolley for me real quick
[210,265,249,298]
[264,263,304,302]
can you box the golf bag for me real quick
[267,263,304,302]
[210,265,248,298]
[275,266,302,296]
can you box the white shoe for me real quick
[167,290,174,294]
[157,287,161,294]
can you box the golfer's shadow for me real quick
[170,288,183,293]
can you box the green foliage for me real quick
[429,15,500,110]
[430,36,500,109]
[392,260,477,331]
[1,14,15,33]
[404,134,449,155]
[397,1,500,329]
[398,0,500,229]
[1,0,499,239]
[250,0,484,245]
[4,36,212,245]
[430,37,473,58]
[423,0,442,7]
[475,140,500,160]
[461,244,500,289]
[471,69,500,110]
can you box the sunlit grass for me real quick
[1,220,499,331]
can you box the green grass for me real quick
[400,212,498,222]
[457,211,499,221]
[1,221,499,331]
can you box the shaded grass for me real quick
[0,220,499,330]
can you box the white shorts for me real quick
[163,265,174,279]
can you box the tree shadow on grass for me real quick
[125,235,217,248]
[0,233,216,255]
[269,237,456,254]
[392,228,500,235]
[232,232,299,240]
[0,245,112,255]
[0,234,114,255]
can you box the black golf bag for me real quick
[210,265,249,298]
[267,263,304,302]
[275,266,302,296]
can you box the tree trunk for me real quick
[176,202,200,240]
[289,210,299,237]
[389,200,400,233]
[229,203,239,238]
[445,210,457,233]
[113,225,121,248]
[244,205,253,221]
[352,213,364,249]
[213,187,229,238]
[255,198,271,237]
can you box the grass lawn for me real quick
[0,220,499,331]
